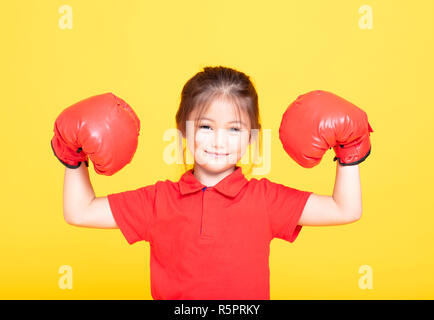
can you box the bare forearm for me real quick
[63,163,96,224]
[332,163,362,220]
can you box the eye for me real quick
[230,127,241,132]
[199,125,211,130]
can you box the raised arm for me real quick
[51,93,141,229]
[298,163,362,226]
[63,163,118,229]
[279,90,373,227]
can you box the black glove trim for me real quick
[333,147,371,166]
[51,140,89,169]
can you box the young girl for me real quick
[63,66,363,300]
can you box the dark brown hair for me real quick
[175,66,263,176]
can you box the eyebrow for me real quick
[198,117,247,126]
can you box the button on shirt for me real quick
[107,166,312,300]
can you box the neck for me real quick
[193,165,237,187]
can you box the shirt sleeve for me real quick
[107,184,156,244]
[261,178,312,242]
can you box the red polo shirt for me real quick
[107,166,312,300]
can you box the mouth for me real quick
[205,150,229,157]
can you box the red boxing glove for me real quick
[51,92,140,175]
[279,90,373,168]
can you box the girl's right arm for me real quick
[63,163,118,229]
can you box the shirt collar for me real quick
[178,166,248,198]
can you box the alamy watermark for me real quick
[58,265,73,290]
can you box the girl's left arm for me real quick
[298,163,362,226]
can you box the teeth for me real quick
[206,151,228,156]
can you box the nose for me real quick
[212,128,227,149]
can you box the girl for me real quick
[63,66,362,300]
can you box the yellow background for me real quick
[1,0,433,299]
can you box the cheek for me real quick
[187,132,211,156]
[228,132,250,151]
[194,131,209,147]
[185,132,199,155]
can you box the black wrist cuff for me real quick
[50,140,89,169]
[333,147,371,166]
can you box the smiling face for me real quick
[186,97,251,175]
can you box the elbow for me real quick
[347,210,362,224]
[339,206,362,224]
[63,211,82,226]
